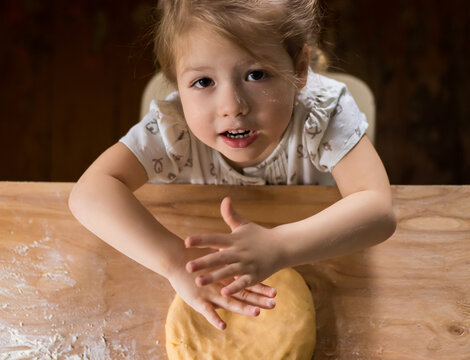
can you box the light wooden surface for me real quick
[0,183,469,359]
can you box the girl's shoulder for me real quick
[145,91,191,145]
[293,70,368,173]
[120,92,192,183]
[297,70,347,110]
[147,91,186,125]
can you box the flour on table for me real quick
[0,234,142,360]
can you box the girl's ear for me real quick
[295,44,310,89]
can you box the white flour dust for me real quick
[0,323,108,360]
[0,232,144,360]
[0,320,142,360]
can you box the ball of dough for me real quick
[165,268,316,360]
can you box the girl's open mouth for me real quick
[220,130,259,148]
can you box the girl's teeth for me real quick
[226,130,252,139]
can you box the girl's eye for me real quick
[192,78,214,89]
[247,70,268,82]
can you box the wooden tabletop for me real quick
[0,182,469,359]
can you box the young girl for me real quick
[69,0,396,331]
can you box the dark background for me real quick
[1,0,469,184]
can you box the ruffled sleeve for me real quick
[301,73,369,172]
[119,92,191,183]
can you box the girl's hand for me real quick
[169,249,277,331]
[184,197,283,297]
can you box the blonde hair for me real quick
[153,0,327,84]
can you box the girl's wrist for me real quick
[270,225,296,270]
[165,247,212,282]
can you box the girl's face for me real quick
[175,26,306,170]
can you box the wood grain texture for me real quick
[0,183,469,359]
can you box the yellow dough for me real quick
[165,268,316,360]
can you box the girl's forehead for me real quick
[174,24,292,70]
[175,26,240,56]
[174,29,249,74]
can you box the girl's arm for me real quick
[185,136,397,295]
[68,142,276,330]
[69,143,184,278]
[274,135,396,266]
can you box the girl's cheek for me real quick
[261,90,282,104]
[181,94,206,118]
[261,82,296,106]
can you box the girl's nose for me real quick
[217,83,249,118]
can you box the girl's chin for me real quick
[221,152,266,171]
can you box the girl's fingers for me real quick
[231,289,276,310]
[197,270,276,308]
[220,197,249,231]
[186,250,237,273]
[185,234,231,249]
[195,263,242,286]
[221,274,254,297]
[245,282,277,298]
[198,301,226,331]
[214,294,260,318]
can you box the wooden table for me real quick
[0,183,469,359]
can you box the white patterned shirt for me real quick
[120,71,368,185]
